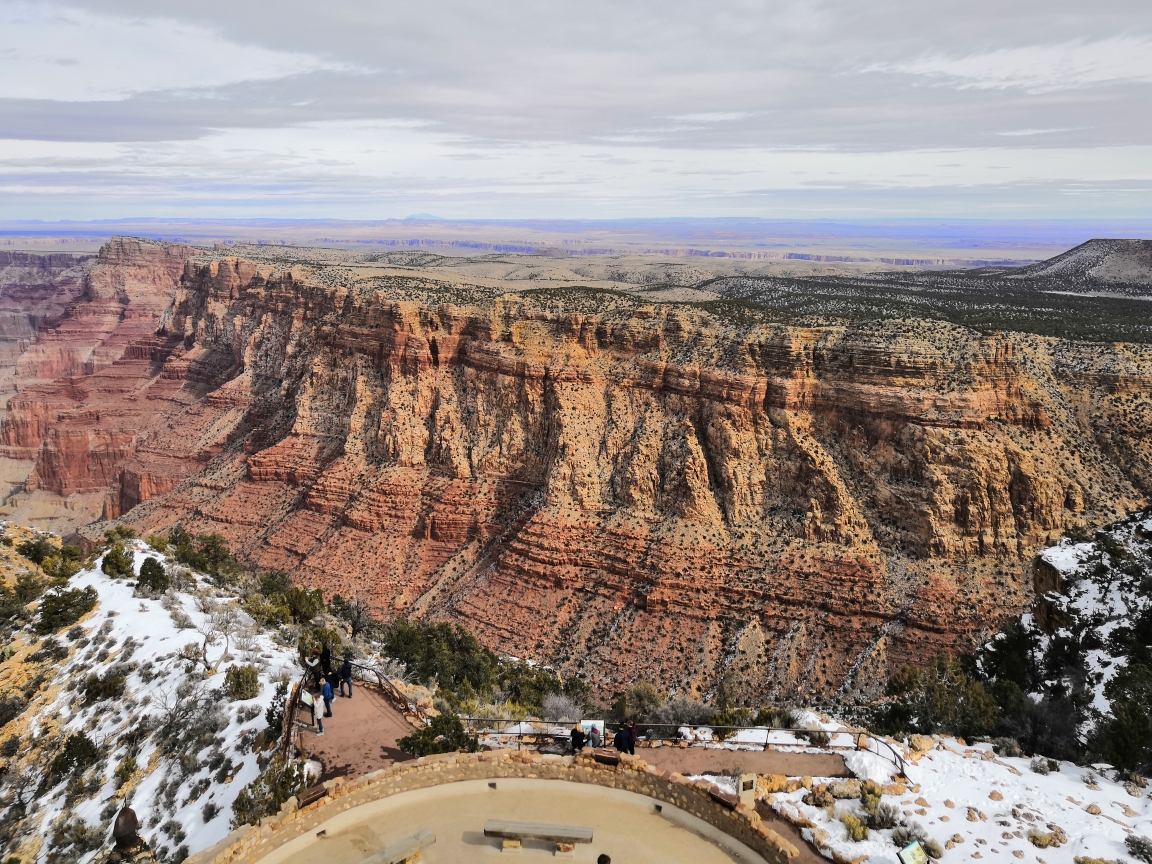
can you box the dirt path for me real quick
[756,800,828,864]
[296,683,417,782]
[636,747,850,778]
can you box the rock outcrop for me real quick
[3,239,1151,700]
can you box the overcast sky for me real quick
[2,0,1151,220]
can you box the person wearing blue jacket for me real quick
[321,676,334,718]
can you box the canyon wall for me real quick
[3,240,1151,700]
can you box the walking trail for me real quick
[296,683,417,782]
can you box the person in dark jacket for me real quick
[321,676,334,718]
[320,642,332,678]
[626,721,637,755]
[571,723,586,753]
[339,656,353,698]
[614,725,632,754]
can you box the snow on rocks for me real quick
[762,735,1147,864]
[2,542,300,864]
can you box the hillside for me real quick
[0,533,301,864]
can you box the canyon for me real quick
[1,237,1150,702]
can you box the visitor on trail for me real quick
[614,724,632,755]
[321,676,334,718]
[589,725,602,748]
[320,642,333,677]
[626,720,637,755]
[597,855,611,864]
[339,655,353,698]
[571,723,585,753]
[306,648,321,686]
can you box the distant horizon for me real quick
[5,215,1150,264]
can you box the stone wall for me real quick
[187,749,800,864]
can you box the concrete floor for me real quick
[261,779,769,864]
[296,684,417,781]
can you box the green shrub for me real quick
[329,594,379,638]
[15,572,46,603]
[1090,664,1152,772]
[35,586,97,633]
[872,656,998,739]
[384,619,496,697]
[284,586,323,623]
[170,527,240,585]
[84,670,127,704]
[114,756,137,788]
[755,707,800,728]
[871,802,901,829]
[138,557,170,593]
[893,823,942,858]
[102,543,135,578]
[50,820,104,859]
[860,780,882,814]
[243,593,290,626]
[840,813,869,842]
[17,537,56,565]
[265,680,289,740]
[1127,836,1152,864]
[225,665,261,701]
[29,638,68,663]
[146,534,169,553]
[230,757,307,826]
[49,733,99,776]
[0,695,26,727]
[800,726,831,747]
[397,714,480,757]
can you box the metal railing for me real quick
[458,718,908,778]
[349,660,431,726]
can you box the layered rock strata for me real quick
[3,240,1151,700]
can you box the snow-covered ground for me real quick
[2,542,300,864]
[754,736,1149,864]
[1036,515,1151,719]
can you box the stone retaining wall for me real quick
[188,750,800,864]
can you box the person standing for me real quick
[339,655,353,698]
[571,722,585,753]
[320,642,332,678]
[306,648,321,687]
[589,725,602,748]
[626,721,637,755]
[321,676,334,718]
[614,724,631,755]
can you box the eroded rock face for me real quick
[4,240,1151,700]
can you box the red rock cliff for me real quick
[6,242,1152,699]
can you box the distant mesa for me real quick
[1009,238,1152,293]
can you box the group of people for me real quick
[569,721,637,755]
[303,644,354,736]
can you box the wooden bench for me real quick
[483,819,593,855]
[361,828,436,864]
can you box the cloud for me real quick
[0,1,356,101]
[864,36,1152,92]
[0,0,1151,217]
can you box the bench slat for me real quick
[483,820,593,843]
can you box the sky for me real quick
[2,0,1152,220]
